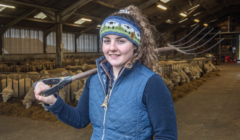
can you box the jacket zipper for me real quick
[100,68,125,140]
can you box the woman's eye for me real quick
[103,40,110,43]
[118,40,125,43]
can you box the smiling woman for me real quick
[34,5,177,140]
[102,35,137,77]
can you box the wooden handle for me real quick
[72,68,97,81]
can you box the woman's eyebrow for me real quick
[103,37,110,39]
[116,37,125,39]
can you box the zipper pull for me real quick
[101,95,109,108]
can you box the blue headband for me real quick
[100,16,141,47]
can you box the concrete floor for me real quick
[0,62,240,140]
[176,62,240,140]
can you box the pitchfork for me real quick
[33,25,224,96]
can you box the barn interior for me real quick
[0,0,240,140]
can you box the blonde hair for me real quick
[110,5,159,70]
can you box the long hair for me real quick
[110,5,159,70]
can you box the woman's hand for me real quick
[34,81,57,105]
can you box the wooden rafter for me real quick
[153,0,201,26]
[37,8,56,22]
[73,13,103,22]
[0,8,37,35]
[61,0,92,23]
[93,0,119,9]
[0,0,58,11]
[76,22,99,38]
[138,0,158,9]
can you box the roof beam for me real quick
[44,25,56,37]
[0,8,37,35]
[61,0,92,23]
[0,0,58,11]
[93,0,119,9]
[188,0,192,6]
[153,0,201,26]
[0,0,103,23]
[0,13,55,23]
[73,13,103,22]
[0,14,96,28]
[138,0,158,9]
[37,8,56,21]
[76,22,99,38]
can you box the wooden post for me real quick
[219,34,221,60]
[43,33,47,54]
[75,33,77,53]
[55,12,63,68]
[0,34,2,55]
[97,35,100,52]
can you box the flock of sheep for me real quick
[0,57,215,112]
[0,58,97,111]
[154,57,216,91]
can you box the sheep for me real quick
[162,75,174,91]
[1,78,15,90]
[204,63,211,73]
[189,67,197,80]
[22,87,35,109]
[74,78,86,101]
[170,71,181,86]
[65,65,82,72]
[26,72,41,82]
[0,74,9,79]
[40,68,68,75]
[80,64,88,71]
[180,69,190,83]
[0,64,8,72]
[208,61,216,71]
[22,86,66,110]
[178,70,186,84]
[7,73,29,80]
[66,79,84,102]
[0,78,33,102]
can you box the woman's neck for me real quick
[112,66,122,80]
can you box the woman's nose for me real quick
[109,42,117,51]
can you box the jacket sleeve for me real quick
[142,74,178,140]
[44,76,92,129]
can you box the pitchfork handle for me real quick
[33,68,98,97]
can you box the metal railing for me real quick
[0,72,83,104]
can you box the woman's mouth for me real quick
[109,54,120,59]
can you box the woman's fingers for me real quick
[37,94,56,105]
[34,81,50,101]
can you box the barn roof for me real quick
[0,0,239,35]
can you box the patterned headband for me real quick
[100,16,141,47]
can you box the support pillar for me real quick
[219,34,221,60]
[55,12,63,68]
[43,34,47,54]
[0,34,2,55]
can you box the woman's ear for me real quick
[133,45,138,53]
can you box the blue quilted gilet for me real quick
[89,56,155,140]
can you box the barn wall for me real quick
[0,52,103,61]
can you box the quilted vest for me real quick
[89,56,155,140]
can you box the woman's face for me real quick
[102,34,137,69]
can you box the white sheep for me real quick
[74,78,86,101]
[22,86,35,109]
[0,78,33,102]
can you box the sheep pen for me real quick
[0,69,220,126]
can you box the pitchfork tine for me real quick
[170,24,199,44]
[177,28,214,49]
[173,26,207,47]
[181,31,221,52]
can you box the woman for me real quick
[34,5,177,140]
